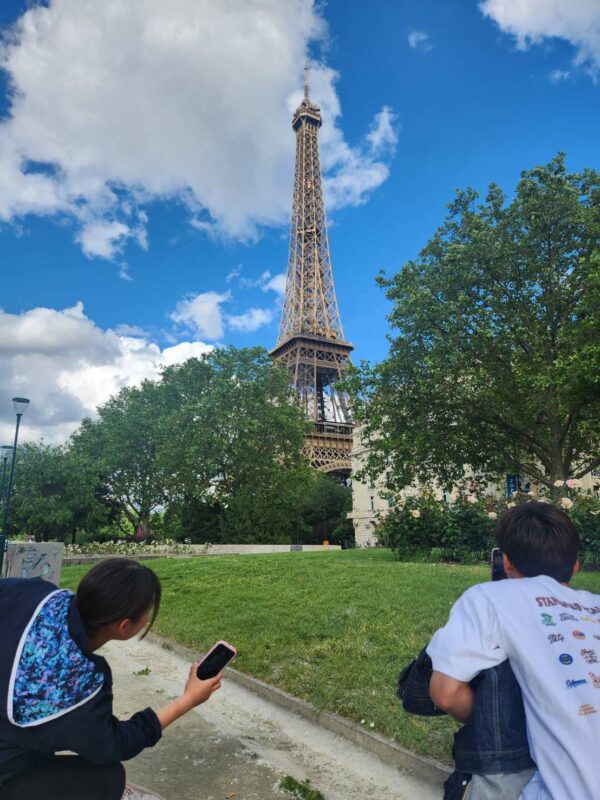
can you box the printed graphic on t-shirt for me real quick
[581,649,598,664]
[428,577,600,800]
[589,672,600,688]
[536,593,600,718]
[577,703,597,716]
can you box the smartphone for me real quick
[491,547,506,581]
[196,640,237,680]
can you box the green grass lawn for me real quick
[61,551,600,764]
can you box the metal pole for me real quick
[0,457,8,506]
[2,414,23,532]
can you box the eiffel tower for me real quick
[271,66,353,477]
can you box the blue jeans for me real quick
[466,769,535,800]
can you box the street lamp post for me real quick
[2,398,30,533]
[0,446,13,507]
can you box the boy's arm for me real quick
[426,584,507,720]
[429,671,474,724]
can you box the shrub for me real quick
[378,489,600,567]
[376,492,447,560]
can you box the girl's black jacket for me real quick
[0,577,162,785]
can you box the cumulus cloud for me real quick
[0,303,213,443]
[261,272,287,296]
[237,269,287,296]
[0,0,398,258]
[408,31,432,53]
[170,289,276,338]
[480,0,600,79]
[226,307,274,332]
[170,291,231,340]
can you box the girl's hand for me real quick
[182,662,222,709]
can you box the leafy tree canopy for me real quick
[348,154,600,491]
[72,379,172,535]
[8,442,112,541]
[158,346,312,541]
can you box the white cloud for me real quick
[262,272,287,296]
[0,0,397,258]
[480,0,600,79]
[170,288,276,337]
[550,68,572,83]
[170,291,231,340]
[408,31,432,53]
[0,303,212,443]
[226,307,274,332]
[366,106,399,157]
[237,269,287,296]
[77,220,131,259]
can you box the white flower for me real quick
[466,495,477,504]
[591,510,600,517]
[553,480,565,487]
[410,509,421,518]
[369,722,375,728]
[487,512,498,520]
[560,497,574,509]
[507,502,516,508]
[566,479,582,489]
[360,719,366,725]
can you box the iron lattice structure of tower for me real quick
[271,68,353,476]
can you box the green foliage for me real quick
[279,776,327,800]
[298,472,352,543]
[8,442,112,542]
[348,154,600,492]
[157,347,313,542]
[72,379,170,536]
[568,496,600,567]
[376,492,448,559]
[378,492,600,566]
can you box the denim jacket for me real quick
[453,660,535,775]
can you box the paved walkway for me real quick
[105,637,443,800]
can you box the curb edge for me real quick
[146,632,450,786]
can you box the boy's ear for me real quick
[572,560,580,578]
[502,553,523,579]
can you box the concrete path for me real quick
[104,637,443,800]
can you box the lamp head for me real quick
[0,445,12,460]
[12,397,30,415]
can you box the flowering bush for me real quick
[377,485,600,567]
[64,539,191,557]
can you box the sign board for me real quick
[1,542,64,584]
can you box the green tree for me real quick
[8,442,112,542]
[299,472,352,543]
[72,380,169,536]
[159,347,312,542]
[348,155,600,491]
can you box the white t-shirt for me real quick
[427,575,600,800]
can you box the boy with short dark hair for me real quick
[427,501,600,800]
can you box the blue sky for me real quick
[1,0,599,442]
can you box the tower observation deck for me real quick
[271,67,354,476]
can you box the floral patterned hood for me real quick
[8,589,104,727]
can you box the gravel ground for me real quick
[105,636,443,800]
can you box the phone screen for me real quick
[197,643,236,679]
[491,547,506,581]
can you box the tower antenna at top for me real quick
[304,63,309,101]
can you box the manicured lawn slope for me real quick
[61,551,600,763]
